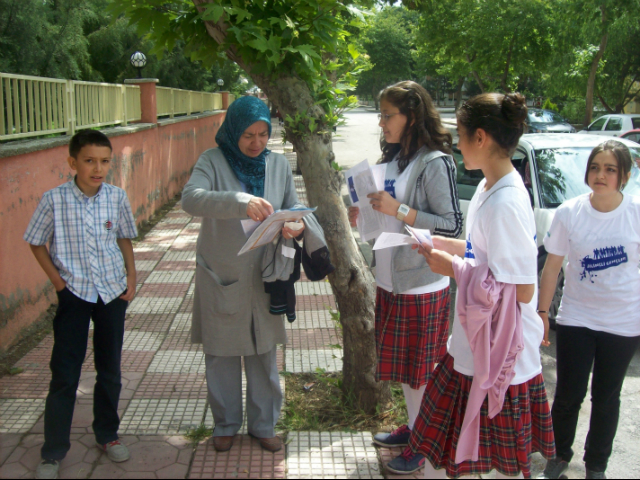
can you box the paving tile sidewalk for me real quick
[7,123,622,478]
[0,126,388,479]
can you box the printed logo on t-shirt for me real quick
[465,234,475,259]
[580,245,628,283]
[385,179,396,199]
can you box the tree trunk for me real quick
[193,0,391,413]
[465,53,485,93]
[258,76,389,413]
[454,77,465,111]
[597,93,615,114]
[584,5,608,127]
[500,33,517,93]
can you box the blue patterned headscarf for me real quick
[215,96,272,197]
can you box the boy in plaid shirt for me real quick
[24,130,138,480]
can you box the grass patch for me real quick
[278,371,408,434]
[184,424,213,445]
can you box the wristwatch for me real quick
[396,204,410,222]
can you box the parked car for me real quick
[454,134,640,325]
[620,128,640,144]
[584,114,640,137]
[526,108,575,133]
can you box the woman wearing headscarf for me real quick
[182,96,304,454]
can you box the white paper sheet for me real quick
[372,232,418,250]
[238,207,316,256]
[344,160,386,242]
[372,228,434,251]
[405,225,434,249]
[241,219,261,237]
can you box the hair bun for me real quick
[501,93,528,126]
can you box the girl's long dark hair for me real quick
[379,81,453,173]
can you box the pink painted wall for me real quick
[0,112,225,351]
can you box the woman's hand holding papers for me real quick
[247,197,274,222]
[367,191,400,217]
[412,241,456,278]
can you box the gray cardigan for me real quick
[182,148,298,356]
[384,148,463,293]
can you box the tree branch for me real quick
[584,4,608,126]
[501,31,517,93]
[597,92,614,113]
[465,53,485,93]
[622,73,640,107]
[1,0,18,38]
[191,0,254,76]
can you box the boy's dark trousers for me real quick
[41,287,127,461]
[552,324,640,473]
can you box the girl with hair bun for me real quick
[386,93,556,478]
[348,80,463,465]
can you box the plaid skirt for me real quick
[409,354,556,479]
[375,287,449,389]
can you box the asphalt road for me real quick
[329,105,640,479]
[332,106,457,172]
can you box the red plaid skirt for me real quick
[375,287,449,389]
[409,354,556,478]
[409,354,556,479]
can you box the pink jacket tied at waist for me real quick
[452,256,524,464]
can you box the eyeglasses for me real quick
[377,113,399,123]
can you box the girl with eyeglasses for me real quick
[348,81,463,471]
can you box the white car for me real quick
[454,134,640,323]
[584,114,640,137]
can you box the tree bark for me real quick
[500,33,517,93]
[465,53,485,93]
[454,76,465,111]
[193,0,391,413]
[584,5,608,127]
[256,77,389,413]
[597,93,615,114]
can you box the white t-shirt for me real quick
[375,159,450,295]
[543,193,640,337]
[448,170,544,385]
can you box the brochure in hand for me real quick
[238,207,316,256]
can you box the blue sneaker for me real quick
[373,424,411,448]
[386,447,425,475]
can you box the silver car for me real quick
[526,109,575,133]
[584,114,640,137]
[454,134,640,323]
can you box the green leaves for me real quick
[347,44,360,60]
[108,0,371,138]
[201,4,225,22]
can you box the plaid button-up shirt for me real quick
[24,180,137,304]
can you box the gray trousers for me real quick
[205,348,282,438]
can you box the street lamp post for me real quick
[130,52,147,79]
[217,78,224,91]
